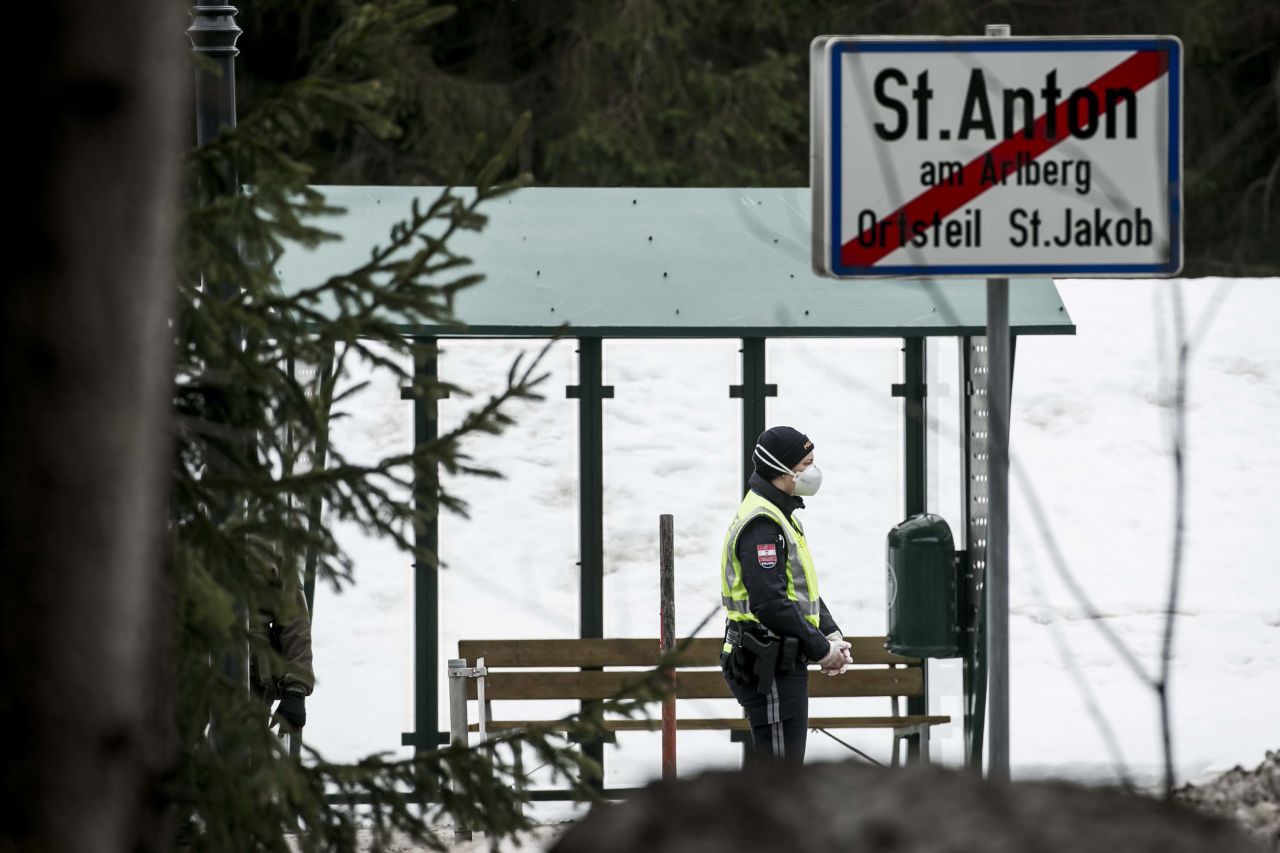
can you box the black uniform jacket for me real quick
[735,473,840,662]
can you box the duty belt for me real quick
[724,622,805,695]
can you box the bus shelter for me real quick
[276,185,1076,774]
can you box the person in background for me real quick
[249,543,315,736]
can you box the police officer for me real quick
[720,426,851,763]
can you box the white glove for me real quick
[816,637,851,675]
[827,631,854,667]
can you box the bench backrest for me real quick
[458,637,923,701]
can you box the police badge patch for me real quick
[756,543,777,569]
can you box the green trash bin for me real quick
[886,513,959,658]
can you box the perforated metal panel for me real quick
[961,336,991,767]
[274,186,1076,338]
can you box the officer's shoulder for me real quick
[741,515,785,539]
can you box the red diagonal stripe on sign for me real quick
[840,49,1168,268]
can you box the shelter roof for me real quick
[276,186,1076,337]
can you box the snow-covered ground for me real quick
[306,277,1280,805]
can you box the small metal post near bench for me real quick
[447,657,487,841]
[447,656,489,742]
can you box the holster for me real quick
[723,623,805,695]
[740,632,781,695]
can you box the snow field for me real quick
[307,277,1280,799]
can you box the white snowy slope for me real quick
[305,276,1280,797]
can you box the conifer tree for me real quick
[173,3,660,850]
[241,0,1279,275]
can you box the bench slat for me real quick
[466,667,922,701]
[458,637,917,668]
[468,715,950,733]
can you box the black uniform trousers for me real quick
[724,669,809,764]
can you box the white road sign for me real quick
[811,37,1182,277]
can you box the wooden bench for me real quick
[452,636,949,769]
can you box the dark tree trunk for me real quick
[0,3,185,850]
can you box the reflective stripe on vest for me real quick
[719,491,821,627]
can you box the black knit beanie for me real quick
[753,426,814,477]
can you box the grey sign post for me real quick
[984,20,1013,786]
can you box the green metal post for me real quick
[897,337,928,761]
[899,338,928,516]
[290,352,333,761]
[731,338,777,491]
[300,353,333,616]
[727,338,775,760]
[568,337,611,638]
[567,337,612,786]
[400,339,449,752]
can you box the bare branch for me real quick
[1158,281,1189,799]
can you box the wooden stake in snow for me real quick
[660,514,677,781]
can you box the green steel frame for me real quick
[266,185,1068,781]
[391,330,1005,781]
[397,331,1016,783]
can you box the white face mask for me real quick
[754,443,823,497]
[793,464,823,497]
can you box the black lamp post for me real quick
[187,5,241,149]
[188,5,247,699]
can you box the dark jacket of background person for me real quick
[249,560,315,702]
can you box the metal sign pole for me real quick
[984,22,1012,785]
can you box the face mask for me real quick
[754,444,823,497]
[793,464,822,496]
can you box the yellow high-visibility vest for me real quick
[719,490,821,628]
